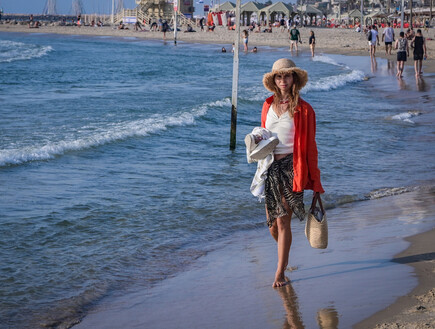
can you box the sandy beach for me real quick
[1,22,435,73]
[1,23,434,328]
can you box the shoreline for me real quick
[1,24,434,73]
[72,189,435,329]
[355,228,435,329]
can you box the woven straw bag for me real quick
[305,193,328,249]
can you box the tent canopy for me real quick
[366,10,388,18]
[347,9,362,18]
[260,1,293,15]
[241,1,266,12]
[217,1,235,11]
[297,4,323,15]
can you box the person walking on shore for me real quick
[382,22,395,55]
[243,29,249,52]
[289,25,301,51]
[395,31,409,78]
[249,59,324,287]
[309,30,315,57]
[411,29,427,77]
[368,25,379,57]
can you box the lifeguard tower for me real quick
[135,0,195,21]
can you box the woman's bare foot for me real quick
[272,272,288,288]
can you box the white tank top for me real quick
[265,105,295,154]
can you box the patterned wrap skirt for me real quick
[265,154,305,227]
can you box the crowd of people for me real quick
[366,22,428,78]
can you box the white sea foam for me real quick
[302,69,365,92]
[312,55,341,67]
[367,186,421,199]
[390,110,423,124]
[0,100,220,167]
[0,40,53,63]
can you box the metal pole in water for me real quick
[111,0,115,24]
[401,0,405,32]
[230,0,241,150]
[174,0,178,45]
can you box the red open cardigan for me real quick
[261,95,324,193]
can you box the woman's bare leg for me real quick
[273,214,292,287]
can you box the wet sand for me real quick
[0,23,434,73]
[73,188,435,329]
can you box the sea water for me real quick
[0,32,434,328]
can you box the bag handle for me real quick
[310,192,325,214]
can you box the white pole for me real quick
[400,0,404,32]
[111,0,115,24]
[174,0,178,44]
[230,0,241,150]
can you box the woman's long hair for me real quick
[271,72,302,117]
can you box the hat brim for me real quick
[263,67,308,93]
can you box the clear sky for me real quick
[1,0,137,14]
[1,0,289,15]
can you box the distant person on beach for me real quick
[252,46,258,53]
[77,15,81,27]
[150,21,157,31]
[411,29,427,77]
[247,58,324,288]
[368,25,379,57]
[382,22,395,55]
[161,20,169,39]
[405,28,415,41]
[29,14,34,28]
[221,47,227,53]
[289,25,301,51]
[395,31,409,78]
[185,24,195,32]
[243,29,249,52]
[134,21,143,31]
[309,30,315,57]
[280,18,286,32]
[424,19,429,32]
[199,17,205,31]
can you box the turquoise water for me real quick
[0,32,434,328]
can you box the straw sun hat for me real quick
[263,58,308,93]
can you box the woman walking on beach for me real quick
[411,29,427,77]
[243,30,249,52]
[309,30,315,57]
[258,59,324,287]
[395,32,409,78]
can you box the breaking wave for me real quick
[390,110,423,124]
[0,99,229,167]
[0,40,53,63]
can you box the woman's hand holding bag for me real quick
[305,192,328,249]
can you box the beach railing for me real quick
[114,8,153,26]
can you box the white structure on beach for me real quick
[43,0,58,15]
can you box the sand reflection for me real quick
[277,280,305,329]
[277,280,339,329]
[415,76,429,92]
[317,307,339,329]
